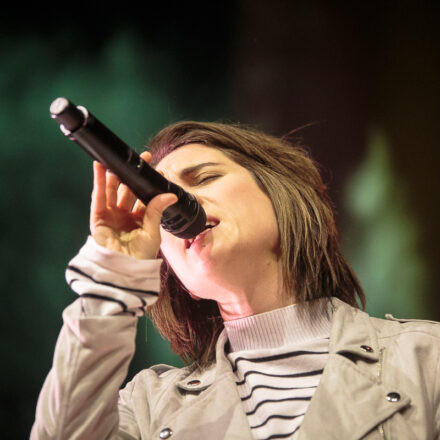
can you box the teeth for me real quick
[187,221,217,247]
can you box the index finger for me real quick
[92,161,107,214]
[140,151,152,164]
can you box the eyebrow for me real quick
[179,162,223,179]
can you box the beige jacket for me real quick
[31,240,440,439]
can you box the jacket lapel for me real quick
[298,353,410,439]
[298,299,411,440]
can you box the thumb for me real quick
[143,193,178,229]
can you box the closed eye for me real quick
[196,174,221,185]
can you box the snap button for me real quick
[159,427,173,438]
[360,345,374,353]
[386,392,401,402]
[187,379,201,386]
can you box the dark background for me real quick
[1,2,439,437]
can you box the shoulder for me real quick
[120,363,189,402]
[121,361,217,408]
[369,312,440,341]
[365,311,440,364]
[331,296,440,340]
[132,363,191,384]
[331,297,440,350]
[125,361,214,389]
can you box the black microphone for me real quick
[49,97,206,239]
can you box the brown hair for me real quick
[147,121,364,367]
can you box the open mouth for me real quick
[185,218,219,249]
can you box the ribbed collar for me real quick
[223,298,333,352]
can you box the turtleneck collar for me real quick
[223,298,332,352]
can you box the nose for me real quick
[159,169,207,210]
[191,191,204,206]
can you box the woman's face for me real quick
[156,143,281,301]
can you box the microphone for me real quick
[49,97,206,239]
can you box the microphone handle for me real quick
[50,97,206,239]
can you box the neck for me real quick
[218,290,295,321]
[186,252,293,320]
[214,259,294,321]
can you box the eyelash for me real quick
[196,175,220,185]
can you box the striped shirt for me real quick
[224,301,332,440]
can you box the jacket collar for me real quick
[177,298,411,439]
[328,297,380,361]
[176,298,381,390]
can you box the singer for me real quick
[32,122,440,439]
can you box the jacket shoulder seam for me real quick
[378,328,440,341]
[385,313,440,325]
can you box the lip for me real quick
[185,216,219,250]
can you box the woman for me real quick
[32,122,440,439]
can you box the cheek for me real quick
[248,195,280,246]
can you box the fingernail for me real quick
[166,195,178,205]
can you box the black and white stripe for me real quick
[65,237,161,316]
[231,349,328,372]
[228,341,329,440]
[67,265,158,298]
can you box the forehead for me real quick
[155,143,234,175]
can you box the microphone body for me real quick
[50,97,206,239]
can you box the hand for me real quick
[90,151,178,259]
